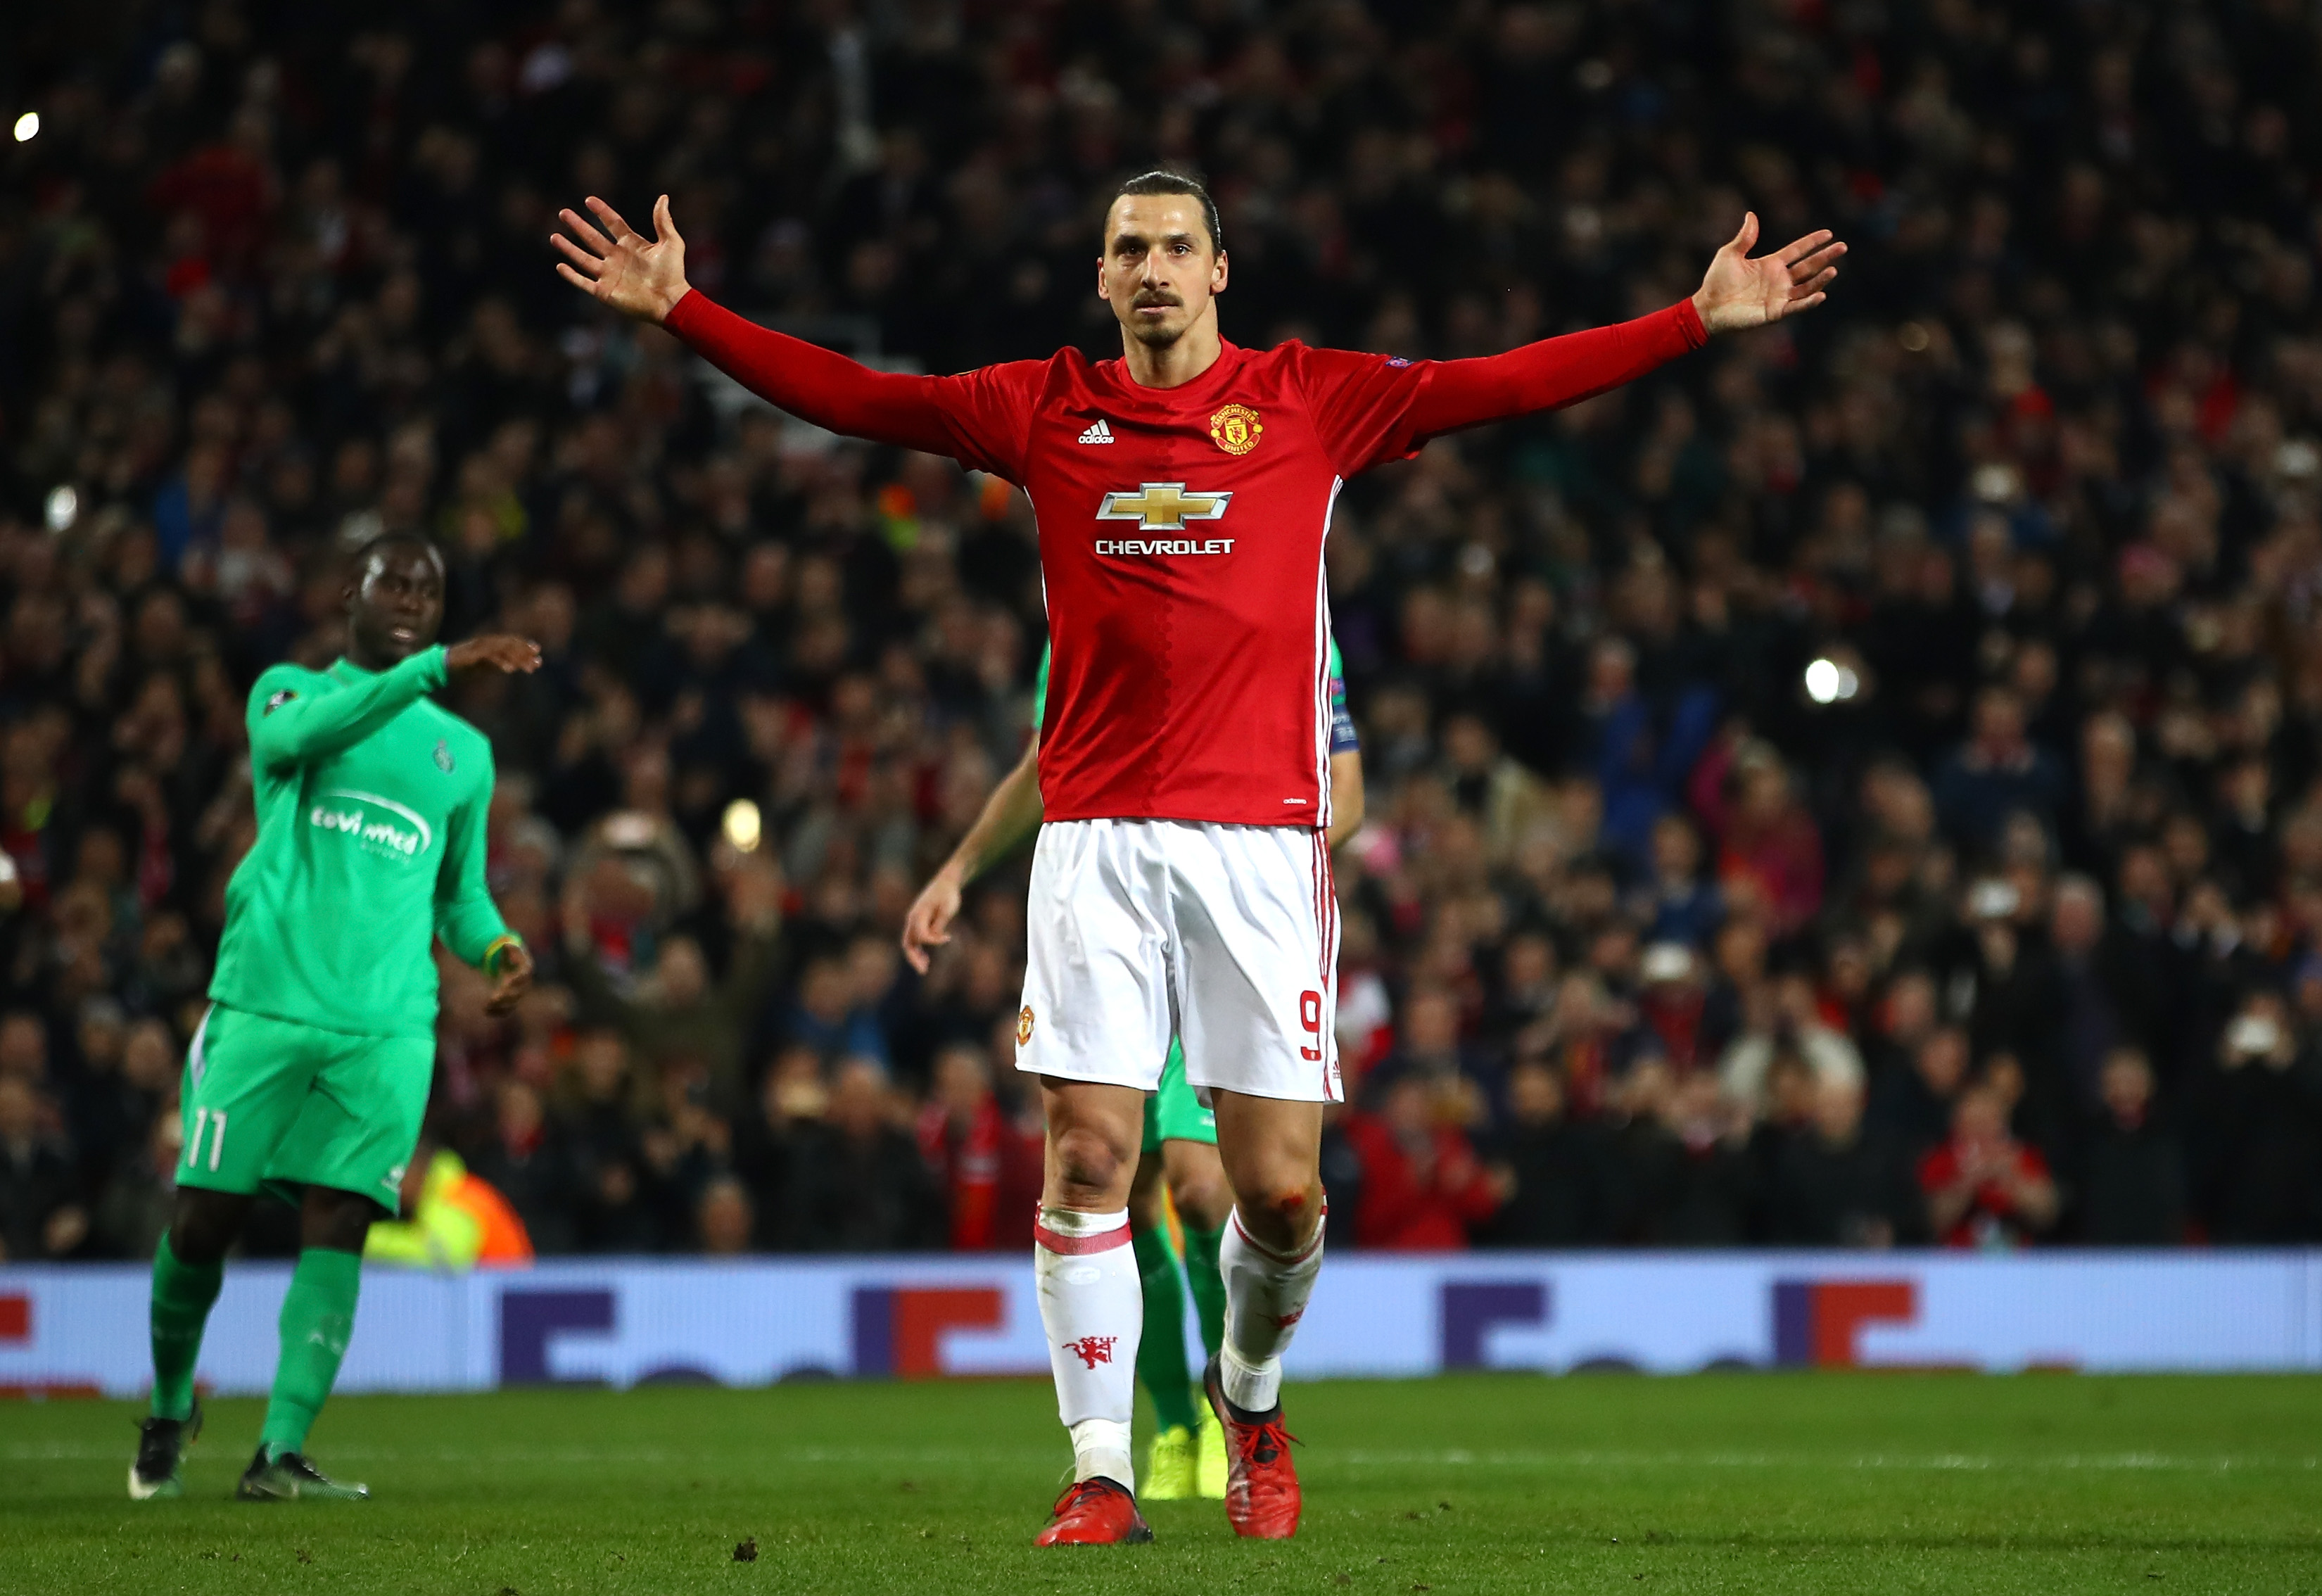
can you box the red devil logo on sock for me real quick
[1063,1336,1117,1369]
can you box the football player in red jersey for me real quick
[556,173,1841,1547]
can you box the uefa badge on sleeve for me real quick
[1210,403,1262,456]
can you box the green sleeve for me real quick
[1031,642,1050,730]
[433,741,513,967]
[1328,639,1343,679]
[248,647,449,772]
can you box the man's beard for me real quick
[1127,293,1186,348]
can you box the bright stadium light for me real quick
[1803,657,1859,705]
[12,113,37,143]
[722,797,763,854]
[43,485,76,533]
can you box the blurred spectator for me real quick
[1692,742,1824,938]
[1758,1080,1922,1248]
[2200,992,2322,1243]
[558,1030,666,1253]
[787,957,889,1068]
[1918,1084,2061,1250]
[696,1177,756,1257]
[1872,1025,1974,1160]
[1618,1067,1755,1247]
[1372,983,1500,1127]
[2024,876,2146,1113]
[565,861,782,1108]
[1718,971,1866,1116]
[730,1046,829,1231]
[1635,815,1725,952]
[1934,688,2067,853]
[1483,1062,1613,1248]
[61,997,146,1196]
[367,1141,535,1271]
[915,1042,1040,1252]
[467,1079,580,1256]
[1342,1076,1502,1250]
[0,1074,87,1260]
[781,1059,945,1252]
[91,1108,179,1260]
[2076,1050,2186,1246]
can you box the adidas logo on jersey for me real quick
[1077,419,1115,444]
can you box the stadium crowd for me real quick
[4,0,2322,1263]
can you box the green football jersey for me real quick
[208,646,512,1039]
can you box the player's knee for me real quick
[302,1187,381,1253]
[1169,1167,1232,1229]
[167,1189,242,1265]
[1224,1146,1312,1208]
[1257,1182,1317,1226]
[1227,1163,1321,1245]
[1051,1126,1127,1201]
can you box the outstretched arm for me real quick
[1407,212,1844,440]
[249,636,539,773]
[552,194,958,456]
[249,650,445,771]
[901,731,1046,974]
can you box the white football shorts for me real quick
[1015,818,1342,1103]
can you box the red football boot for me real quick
[1034,1476,1154,1546]
[1204,1355,1302,1539]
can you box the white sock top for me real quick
[1038,1206,1129,1239]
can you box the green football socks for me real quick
[1131,1226,1200,1433]
[1181,1221,1227,1360]
[148,1234,224,1421]
[260,1247,363,1458]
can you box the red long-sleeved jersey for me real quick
[665,291,1706,827]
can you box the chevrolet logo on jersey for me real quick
[1096,482,1231,531]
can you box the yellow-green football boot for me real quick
[1196,1409,1228,1499]
[1143,1424,1197,1500]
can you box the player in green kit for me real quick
[129,533,541,1502]
[902,640,1364,1500]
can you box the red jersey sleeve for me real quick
[1406,300,1708,441]
[1291,300,1706,476]
[922,360,1046,483]
[1290,343,1437,477]
[664,290,1046,480]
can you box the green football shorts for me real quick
[177,1002,434,1209]
[1142,1039,1218,1151]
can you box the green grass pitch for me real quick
[3,1374,2318,1593]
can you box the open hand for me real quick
[1691,213,1846,335]
[552,194,691,324]
[900,864,966,975]
[445,634,542,674]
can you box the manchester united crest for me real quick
[1210,403,1263,456]
[1017,1006,1036,1046]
